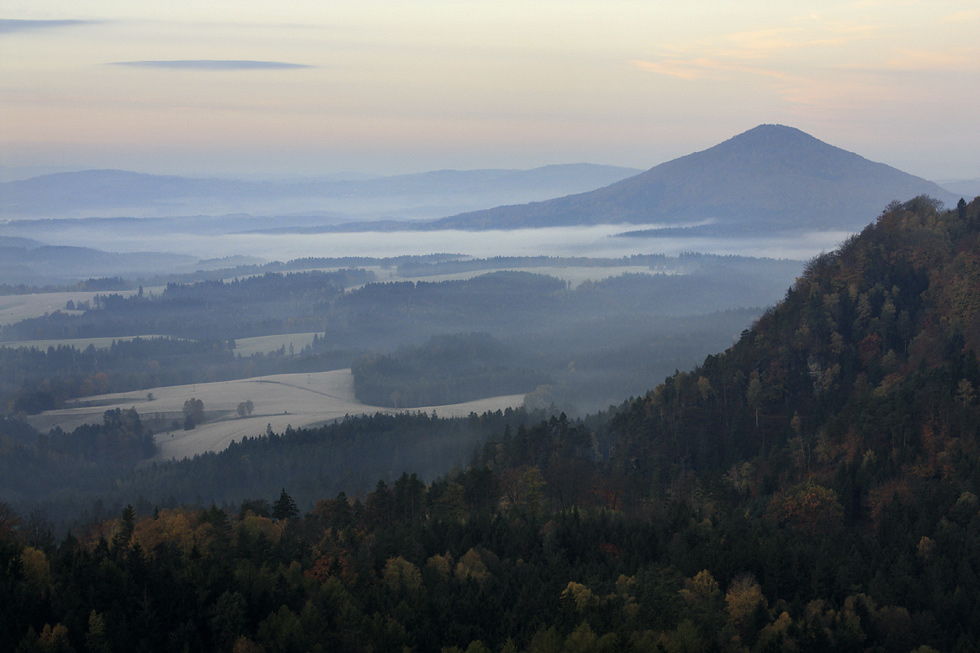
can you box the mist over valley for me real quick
[2,126,970,480]
[5,2,980,648]
[2,116,980,649]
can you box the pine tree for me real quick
[272,488,298,521]
[113,504,135,548]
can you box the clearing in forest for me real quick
[26,369,525,461]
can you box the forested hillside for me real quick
[2,196,980,651]
[0,269,374,342]
[2,255,796,416]
[352,333,552,407]
[611,195,980,478]
[0,409,530,519]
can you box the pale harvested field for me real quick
[232,332,319,356]
[0,287,165,326]
[0,292,98,326]
[27,369,525,461]
[0,335,172,350]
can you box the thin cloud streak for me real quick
[111,60,313,70]
[944,9,980,22]
[629,13,911,111]
[0,19,97,34]
[886,48,980,71]
[632,58,798,82]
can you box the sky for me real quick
[2,1,979,180]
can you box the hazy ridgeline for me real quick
[0,254,802,419]
[1,127,978,648]
[0,164,644,221]
[0,147,824,523]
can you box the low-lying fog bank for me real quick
[2,222,852,271]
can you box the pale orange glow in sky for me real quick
[1,1,979,179]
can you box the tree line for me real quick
[351,333,552,407]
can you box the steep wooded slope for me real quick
[612,195,980,499]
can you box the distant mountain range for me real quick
[938,177,980,198]
[2,126,968,235]
[0,164,642,220]
[0,241,196,285]
[428,125,960,232]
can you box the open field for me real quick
[0,292,101,326]
[231,332,319,355]
[26,369,525,461]
[0,335,173,350]
[0,287,165,326]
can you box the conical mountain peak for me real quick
[431,126,957,231]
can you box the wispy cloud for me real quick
[631,13,884,109]
[111,60,313,70]
[886,48,980,71]
[630,58,706,80]
[0,19,96,34]
[635,13,879,77]
[943,8,980,22]
[723,27,809,56]
[632,57,797,82]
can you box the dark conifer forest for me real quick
[2,196,980,651]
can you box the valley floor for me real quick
[25,368,525,461]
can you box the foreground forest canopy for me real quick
[1,195,978,651]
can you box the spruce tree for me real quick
[272,488,298,521]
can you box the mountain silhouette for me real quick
[430,125,958,231]
[0,165,640,220]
